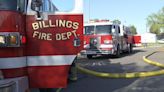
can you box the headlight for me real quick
[7,33,20,47]
[104,40,112,44]
[0,32,21,47]
[84,41,86,45]
[0,35,7,46]
[9,35,18,45]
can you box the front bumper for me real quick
[81,49,114,55]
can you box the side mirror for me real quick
[31,0,42,11]
[124,34,128,38]
[74,38,81,47]
[112,29,115,34]
[120,30,124,36]
[31,0,43,20]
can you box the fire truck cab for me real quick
[81,20,133,59]
[0,0,83,91]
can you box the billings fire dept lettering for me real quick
[55,30,77,40]
[32,20,79,41]
[32,31,52,40]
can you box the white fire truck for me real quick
[81,20,133,59]
[0,0,83,91]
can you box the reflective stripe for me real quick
[100,44,113,48]
[27,55,76,66]
[0,57,26,69]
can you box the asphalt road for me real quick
[61,47,164,92]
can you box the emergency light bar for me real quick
[89,19,110,23]
[0,32,22,47]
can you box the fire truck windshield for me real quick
[84,26,94,35]
[95,25,112,35]
[84,25,112,35]
[0,0,25,12]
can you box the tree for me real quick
[149,24,161,34]
[113,19,121,24]
[146,7,164,34]
[129,25,137,35]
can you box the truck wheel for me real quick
[128,44,133,53]
[69,63,77,82]
[115,46,120,58]
[129,44,133,53]
[87,55,93,59]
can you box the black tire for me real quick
[87,55,93,59]
[128,44,133,53]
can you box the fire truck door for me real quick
[26,0,83,88]
[112,25,121,48]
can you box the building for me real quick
[141,32,157,43]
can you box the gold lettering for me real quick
[32,20,79,30]
[41,33,47,40]
[42,21,49,28]
[66,21,72,28]
[67,32,72,39]
[72,30,77,37]
[55,20,58,27]
[33,31,52,40]
[47,33,52,40]
[33,31,39,37]
[49,20,55,27]
[56,33,61,40]
[61,33,67,40]
[39,21,43,29]
[59,20,66,27]
[32,23,39,30]
[73,22,79,29]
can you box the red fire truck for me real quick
[0,0,83,91]
[81,20,133,59]
[133,35,142,46]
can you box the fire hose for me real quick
[76,50,164,78]
[143,51,164,68]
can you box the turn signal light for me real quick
[21,36,26,44]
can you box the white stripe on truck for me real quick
[27,55,76,66]
[0,57,26,69]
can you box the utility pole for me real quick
[146,23,148,33]
[89,0,91,20]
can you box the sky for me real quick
[52,0,164,34]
